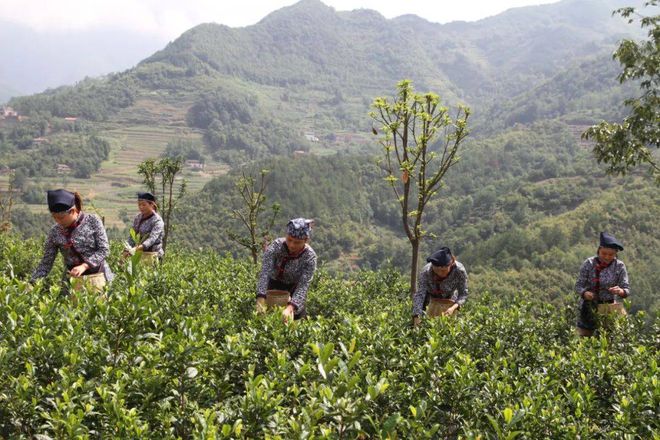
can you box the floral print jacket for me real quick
[257,238,317,312]
[413,261,469,317]
[128,212,165,257]
[31,212,113,282]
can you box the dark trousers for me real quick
[267,278,306,320]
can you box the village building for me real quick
[56,164,72,174]
[185,160,205,170]
[0,106,21,121]
[304,133,319,142]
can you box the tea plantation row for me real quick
[0,237,658,438]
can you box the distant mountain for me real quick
[3,0,648,180]
[6,0,641,107]
[0,20,168,96]
[141,0,641,104]
[6,0,645,144]
[483,51,637,131]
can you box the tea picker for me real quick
[412,247,468,327]
[31,189,113,296]
[575,232,630,337]
[122,191,164,265]
[256,218,317,323]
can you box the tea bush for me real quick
[0,236,658,438]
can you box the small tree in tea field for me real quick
[227,169,280,265]
[137,157,186,252]
[370,80,470,295]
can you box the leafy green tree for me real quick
[370,80,470,295]
[226,169,280,265]
[162,138,205,162]
[583,1,660,184]
[137,157,186,252]
[0,171,18,233]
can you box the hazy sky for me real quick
[0,0,561,39]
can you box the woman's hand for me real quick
[135,245,144,252]
[583,291,595,301]
[69,263,90,277]
[443,304,459,316]
[282,305,295,324]
[412,316,421,327]
[608,286,625,297]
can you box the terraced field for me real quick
[7,125,228,229]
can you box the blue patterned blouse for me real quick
[413,261,469,317]
[257,238,317,313]
[575,256,630,302]
[31,212,113,282]
[128,212,165,257]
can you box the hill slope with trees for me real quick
[1,0,657,315]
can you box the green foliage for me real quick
[186,89,256,129]
[484,52,637,132]
[162,138,205,162]
[0,123,111,179]
[0,106,110,179]
[186,88,306,163]
[5,206,50,238]
[584,0,660,184]
[0,236,658,438]
[0,170,17,233]
[0,234,42,279]
[9,73,138,121]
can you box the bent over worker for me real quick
[31,189,113,294]
[256,218,317,323]
[413,247,468,326]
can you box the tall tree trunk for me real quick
[410,239,419,297]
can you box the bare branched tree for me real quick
[137,157,186,252]
[370,80,471,295]
[227,169,280,265]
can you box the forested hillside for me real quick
[5,0,643,130]
[173,120,659,314]
[482,52,638,131]
[1,0,657,315]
